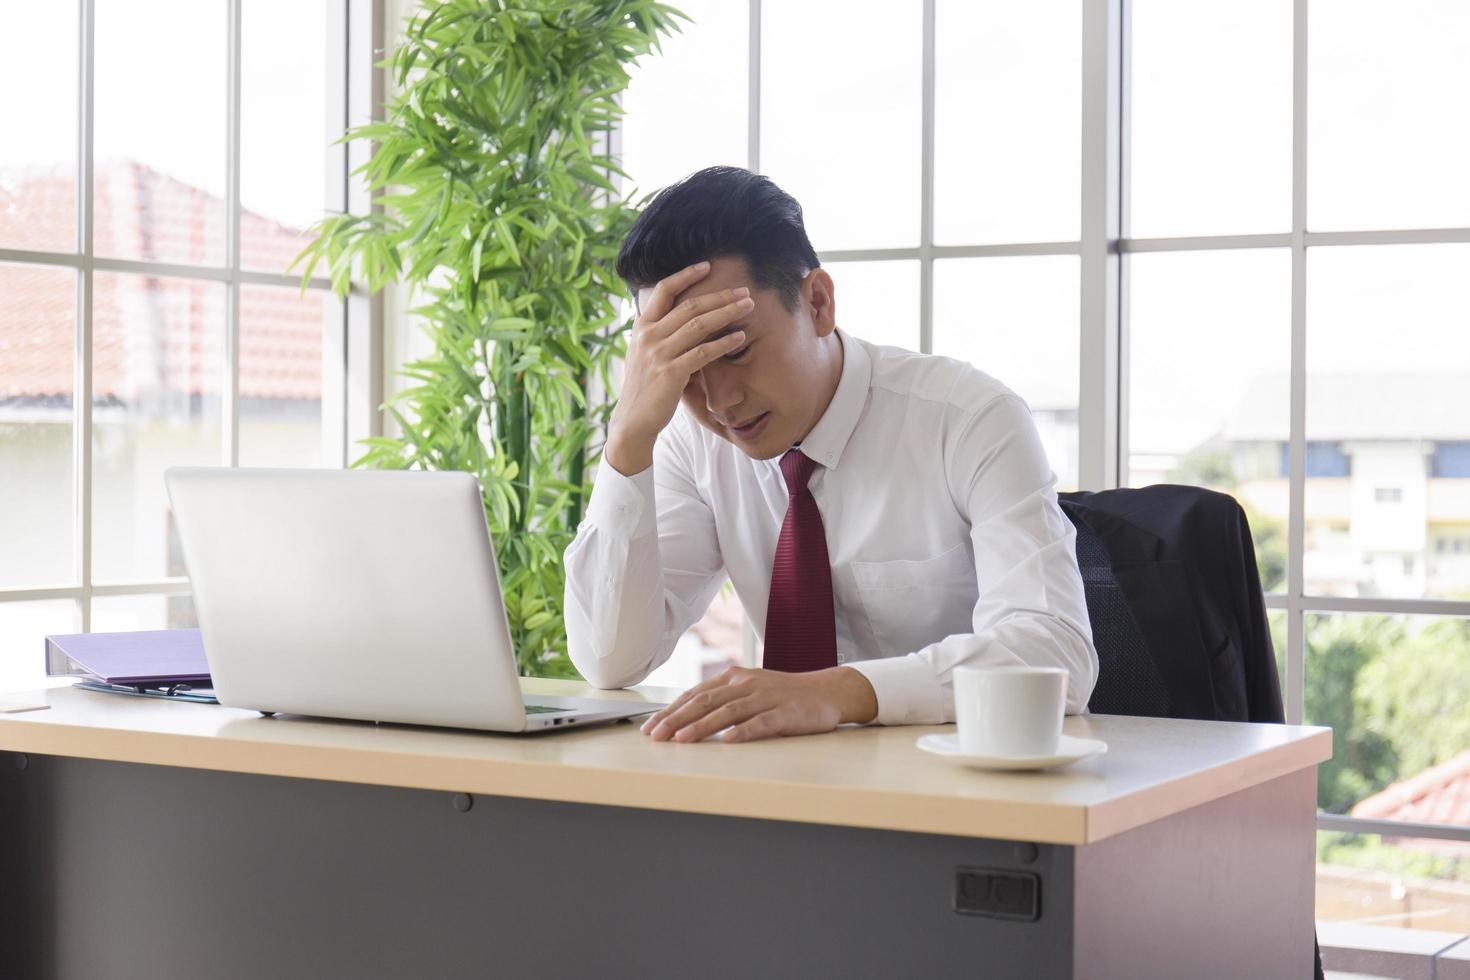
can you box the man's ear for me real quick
[804,268,837,338]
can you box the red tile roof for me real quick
[1,161,323,404]
[1352,750,1470,856]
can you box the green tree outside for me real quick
[1357,618,1470,787]
[1304,615,1402,815]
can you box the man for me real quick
[564,166,1097,743]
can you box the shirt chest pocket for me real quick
[851,543,978,657]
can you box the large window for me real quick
[618,0,1470,927]
[0,1,376,694]
[1127,0,1470,934]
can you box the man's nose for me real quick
[698,364,742,416]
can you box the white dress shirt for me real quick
[563,328,1098,725]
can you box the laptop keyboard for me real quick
[524,703,570,714]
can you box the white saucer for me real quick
[916,733,1108,771]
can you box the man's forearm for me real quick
[563,465,668,688]
[603,424,656,478]
[564,532,669,688]
[564,450,729,690]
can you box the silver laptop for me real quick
[164,467,662,733]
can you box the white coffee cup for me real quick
[953,666,1068,758]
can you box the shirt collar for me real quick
[790,328,871,472]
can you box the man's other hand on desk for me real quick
[640,665,879,742]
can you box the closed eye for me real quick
[723,344,752,362]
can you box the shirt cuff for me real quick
[845,654,947,726]
[585,460,657,540]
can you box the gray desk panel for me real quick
[1,753,1077,980]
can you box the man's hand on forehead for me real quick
[637,279,734,316]
[603,260,755,476]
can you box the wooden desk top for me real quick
[0,679,1330,845]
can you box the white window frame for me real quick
[0,0,384,631]
[617,0,1470,848]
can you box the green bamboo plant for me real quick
[291,0,688,677]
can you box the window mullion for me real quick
[76,0,96,632]
[224,0,242,468]
[1285,0,1309,725]
[1079,0,1123,490]
[322,0,351,467]
[343,0,385,459]
[747,0,760,173]
[919,0,934,355]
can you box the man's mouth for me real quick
[727,412,771,437]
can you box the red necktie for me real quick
[762,448,838,672]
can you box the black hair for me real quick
[615,166,821,314]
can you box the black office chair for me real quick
[1059,486,1323,980]
[1067,512,1172,717]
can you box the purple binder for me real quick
[44,629,211,686]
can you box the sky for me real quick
[0,0,327,231]
[2,0,1467,455]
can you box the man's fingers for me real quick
[671,696,767,743]
[640,670,733,731]
[645,287,750,345]
[640,669,737,731]
[640,695,688,732]
[639,260,711,323]
[638,666,754,736]
[665,293,753,349]
[645,684,749,741]
[672,330,747,375]
[721,708,785,743]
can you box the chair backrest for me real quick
[1067,514,1173,717]
[1061,484,1286,724]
